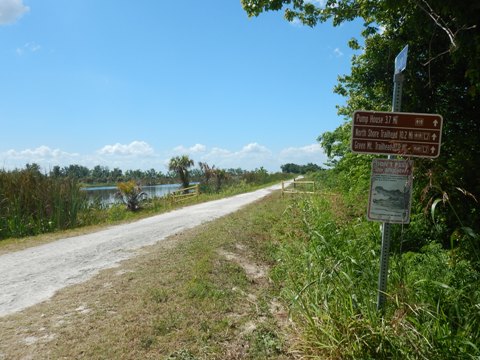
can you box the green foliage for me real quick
[280,162,323,174]
[197,162,230,193]
[317,122,352,161]
[212,168,228,192]
[243,0,480,266]
[169,155,195,189]
[248,325,284,358]
[50,163,169,185]
[271,192,480,358]
[166,349,197,360]
[0,166,87,239]
[115,181,147,211]
[308,153,372,215]
[1,162,292,241]
[198,164,292,195]
[241,167,269,184]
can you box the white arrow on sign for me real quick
[431,146,436,154]
[433,119,439,127]
[432,134,437,141]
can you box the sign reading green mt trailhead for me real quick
[351,110,443,158]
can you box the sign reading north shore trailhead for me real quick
[368,159,413,224]
[351,110,443,158]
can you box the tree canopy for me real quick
[168,155,195,189]
[281,162,323,174]
[243,0,480,240]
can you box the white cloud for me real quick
[6,146,78,159]
[1,141,329,174]
[16,42,41,56]
[207,147,231,157]
[334,47,344,57]
[190,143,206,153]
[192,143,274,171]
[173,143,206,154]
[280,143,322,156]
[239,142,271,156]
[279,143,328,165]
[0,0,29,25]
[1,146,80,170]
[168,142,326,172]
[98,141,154,156]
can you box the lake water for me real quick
[82,183,182,206]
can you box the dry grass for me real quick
[0,193,298,359]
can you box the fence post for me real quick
[196,184,199,197]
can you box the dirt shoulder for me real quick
[0,188,299,359]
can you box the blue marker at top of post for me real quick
[395,45,408,75]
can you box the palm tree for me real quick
[169,155,194,189]
[115,181,147,211]
[213,168,229,192]
[199,161,214,185]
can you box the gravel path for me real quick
[0,183,289,317]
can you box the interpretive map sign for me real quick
[368,159,413,224]
[351,110,443,158]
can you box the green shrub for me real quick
[271,189,480,358]
[115,180,147,211]
[0,167,87,239]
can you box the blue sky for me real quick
[1,0,363,172]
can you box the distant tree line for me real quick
[280,163,323,174]
[0,159,292,238]
[49,164,172,185]
[16,162,290,187]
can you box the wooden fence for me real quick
[282,179,316,195]
[169,184,200,203]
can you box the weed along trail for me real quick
[0,182,291,318]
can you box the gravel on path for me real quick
[0,182,290,317]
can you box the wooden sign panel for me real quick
[351,110,443,158]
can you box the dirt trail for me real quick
[0,182,290,317]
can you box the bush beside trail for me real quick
[268,171,480,359]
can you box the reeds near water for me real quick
[0,168,87,239]
[0,166,294,240]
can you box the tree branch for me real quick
[417,0,457,49]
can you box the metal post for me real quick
[377,72,404,312]
[392,73,404,112]
[377,222,392,310]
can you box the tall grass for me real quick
[0,168,87,239]
[0,167,294,241]
[271,194,480,359]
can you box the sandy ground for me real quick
[0,182,290,318]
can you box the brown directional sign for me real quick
[351,110,443,158]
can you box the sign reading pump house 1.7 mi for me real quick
[351,110,443,158]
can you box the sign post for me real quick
[351,46,443,312]
[380,46,406,312]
